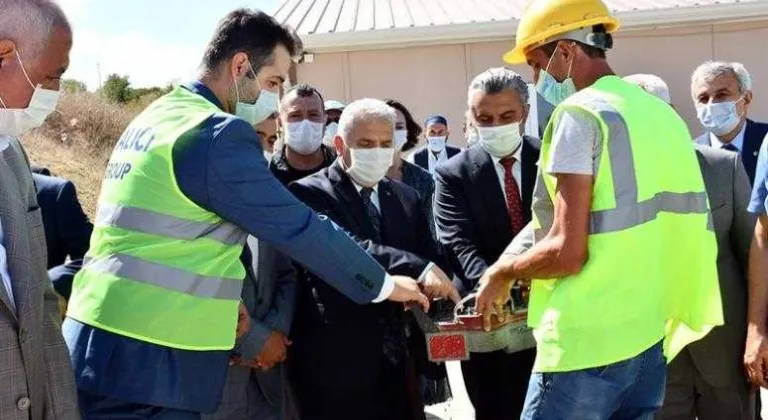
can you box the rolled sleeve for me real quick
[749,139,768,214]
[546,107,601,176]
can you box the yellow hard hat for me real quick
[503,0,620,64]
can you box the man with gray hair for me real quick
[0,0,79,418]
[289,98,458,419]
[434,67,540,419]
[692,61,768,185]
[624,73,672,105]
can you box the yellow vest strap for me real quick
[95,203,247,246]
[83,253,242,300]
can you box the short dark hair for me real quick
[202,8,303,74]
[283,83,325,111]
[540,25,608,59]
[385,99,422,152]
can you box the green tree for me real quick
[100,74,134,103]
[61,78,87,93]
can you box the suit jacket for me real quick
[412,144,462,172]
[32,174,92,269]
[687,145,755,388]
[434,138,540,292]
[207,238,298,420]
[0,136,79,419]
[32,174,93,300]
[694,119,768,185]
[288,161,442,388]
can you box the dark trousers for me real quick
[79,390,200,420]
[658,349,754,420]
[460,348,536,420]
[293,357,423,420]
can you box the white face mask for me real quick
[0,51,61,136]
[284,119,324,155]
[346,147,395,186]
[234,60,279,125]
[477,122,523,158]
[263,150,273,161]
[323,122,338,147]
[394,129,408,150]
[696,97,744,136]
[427,136,447,153]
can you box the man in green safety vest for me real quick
[62,9,451,419]
[475,0,723,418]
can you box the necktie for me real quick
[360,187,382,242]
[361,187,405,364]
[500,157,526,234]
[722,143,739,153]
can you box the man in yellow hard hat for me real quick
[475,0,723,418]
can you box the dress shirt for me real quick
[0,136,16,312]
[710,122,747,152]
[352,181,435,281]
[428,149,449,174]
[491,146,523,207]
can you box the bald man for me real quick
[0,0,79,418]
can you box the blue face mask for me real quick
[697,97,744,136]
[234,60,279,125]
[535,47,576,107]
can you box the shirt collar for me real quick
[491,144,523,166]
[352,181,379,195]
[709,122,747,152]
[182,80,225,110]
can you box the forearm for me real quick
[493,235,583,281]
[748,233,768,330]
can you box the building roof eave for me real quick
[300,2,768,53]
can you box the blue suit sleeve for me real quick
[172,116,386,304]
[55,181,93,261]
[750,137,768,214]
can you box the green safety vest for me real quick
[529,76,723,372]
[67,86,248,351]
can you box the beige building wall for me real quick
[297,19,768,147]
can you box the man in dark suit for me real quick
[434,68,539,419]
[289,98,459,420]
[408,115,462,174]
[30,168,93,300]
[692,61,768,185]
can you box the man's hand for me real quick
[475,265,514,332]
[421,266,461,304]
[235,302,251,339]
[389,275,430,312]
[256,331,291,371]
[744,324,768,387]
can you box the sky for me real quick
[58,0,281,90]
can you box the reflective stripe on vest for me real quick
[83,253,242,300]
[534,108,714,237]
[95,203,247,246]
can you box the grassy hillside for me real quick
[21,92,147,217]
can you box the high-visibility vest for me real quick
[67,86,248,351]
[529,75,723,372]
